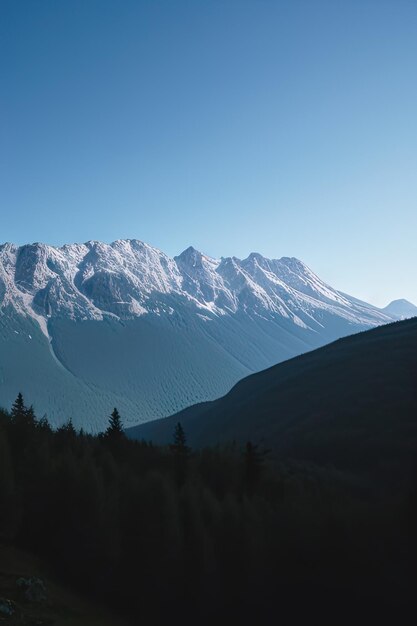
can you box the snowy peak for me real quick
[175,246,203,267]
[174,246,226,310]
[382,299,417,320]
[175,246,220,277]
[0,239,395,335]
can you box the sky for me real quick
[1,0,416,307]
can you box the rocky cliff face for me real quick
[0,239,391,336]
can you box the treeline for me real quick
[0,394,416,624]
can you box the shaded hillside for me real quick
[0,306,329,431]
[128,318,417,477]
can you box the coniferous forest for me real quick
[0,394,416,625]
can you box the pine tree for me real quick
[11,392,26,421]
[64,418,76,435]
[37,415,52,433]
[11,393,36,428]
[105,408,124,440]
[56,418,76,437]
[25,405,37,424]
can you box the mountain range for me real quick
[0,239,411,430]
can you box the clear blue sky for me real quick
[1,0,416,307]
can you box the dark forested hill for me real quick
[128,317,417,477]
[2,321,417,624]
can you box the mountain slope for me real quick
[0,239,395,430]
[128,318,417,475]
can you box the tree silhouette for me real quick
[58,418,77,436]
[106,408,124,440]
[37,415,52,433]
[25,405,36,424]
[11,393,36,429]
[67,418,76,434]
[11,392,26,421]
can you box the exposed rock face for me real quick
[0,239,392,337]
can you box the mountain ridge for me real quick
[0,238,394,336]
[0,238,402,430]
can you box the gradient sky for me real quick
[1,0,416,307]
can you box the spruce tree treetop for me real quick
[59,418,76,435]
[11,393,36,427]
[106,408,124,439]
[37,415,52,433]
[67,418,76,434]
[25,405,36,422]
[11,392,26,419]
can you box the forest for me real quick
[0,393,416,624]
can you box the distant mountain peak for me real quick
[388,298,414,305]
[382,299,417,320]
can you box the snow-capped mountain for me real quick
[0,239,394,430]
[0,239,390,332]
[382,299,417,320]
